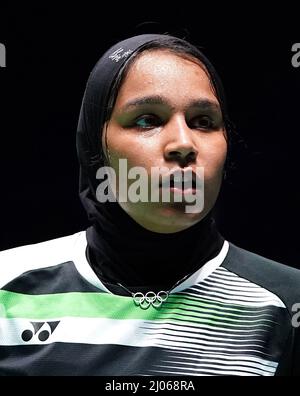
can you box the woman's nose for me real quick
[164,117,198,166]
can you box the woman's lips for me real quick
[159,169,199,188]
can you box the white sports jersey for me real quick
[0,231,299,376]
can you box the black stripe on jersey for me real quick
[0,343,173,376]
[2,262,101,294]
[0,343,276,376]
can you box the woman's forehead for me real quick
[114,50,218,109]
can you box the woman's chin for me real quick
[133,206,206,234]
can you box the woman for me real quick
[0,34,299,376]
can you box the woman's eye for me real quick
[191,115,214,130]
[134,114,162,129]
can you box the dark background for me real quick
[0,5,299,269]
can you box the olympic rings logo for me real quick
[133,291,169,309]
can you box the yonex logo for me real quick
[21,321,60,342]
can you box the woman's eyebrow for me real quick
[188,99,221,113]
[118,95,221,113]
[119,95,172,112]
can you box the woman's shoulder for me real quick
[225,241,300,279]
[223,241,300,313]
[0,231,86,289]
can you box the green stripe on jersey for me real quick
[0,290,276,328]
[0,290,159,320]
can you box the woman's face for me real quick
[102,49,227,233]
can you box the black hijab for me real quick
[76,34,228,294]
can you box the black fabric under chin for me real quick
[85,205,224,293]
